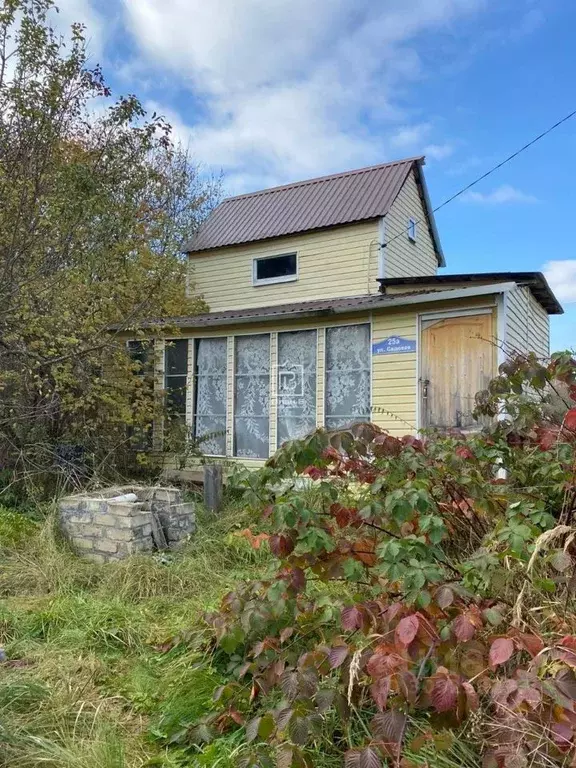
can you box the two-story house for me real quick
[138,156,562,468]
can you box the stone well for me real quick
[58,485,195,564]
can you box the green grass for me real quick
[0,501,479,768]
[0,499,272,768]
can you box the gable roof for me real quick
[185,156,444,265]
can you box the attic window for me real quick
[253,253,297,285]
[408,218,417,242]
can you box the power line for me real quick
[383,107,576,251]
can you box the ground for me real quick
[0,498,271,768]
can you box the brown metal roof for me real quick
[185,157,421,254]
[125,273,559,332]
[378,272,563,314]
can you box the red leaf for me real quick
[489,638,515,668]
[565,408,576,431]
[370,677,391,711]
[452,615,476,642]
[329,645,349,669]
[303,465,325,480]
[342,605,364,632]
[462,681,479,712]
[371,710,407,744]
[359,747,383,768]
[288,567,306,592]
[536,426,559,451]
[430,677,459,713]
[551,721,573,751]
[397,671,418,705]
[280,627,294,644]
[395,615,419,647]
[514,633,544,658]
[455,445,474,459]
[269,534,295,557]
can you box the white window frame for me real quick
[408,218,417,242]
[252,252,298,286]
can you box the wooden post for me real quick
[204,463,223,513]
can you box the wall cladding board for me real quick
[384,169,438,279]
[189,221,380,312]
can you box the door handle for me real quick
[420,378,430,399]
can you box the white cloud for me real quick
[461,184,538,204]
[543,260,576,304]
[390,123,432,149]
[424,142,455,161]
[50,0,104,59]
[121,0,485,190]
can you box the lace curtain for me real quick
[277,330,317,445]
[234,334,270,458]
[325,324,371,430]
[194,338,227,455]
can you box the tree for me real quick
[0,0,220,498]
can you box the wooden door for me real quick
[420,312,494,430]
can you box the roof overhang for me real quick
[413,158,445,268]
[125,282,521,332]
[378,272,563,315]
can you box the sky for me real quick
[58,0,575,350]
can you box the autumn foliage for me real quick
[167,352,576,767]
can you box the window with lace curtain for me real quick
[193,338,227,455]
[234,334,270,458]
[325,324,371,430]
[277,329,317,445]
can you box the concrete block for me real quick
[72,537,94,550]
[153,488,181,503]
[104,527,134,542]
[107,501,148,516]
[95,538,118,554]
[85,499,109,513]
[84,552,108,564]
[96,514,121,527]
[69,513,93,524]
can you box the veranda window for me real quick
[194,338,227,455]
[234,334,270,458]
[325,324,371,429]
[164,339,188,422]
[277,330,317,445]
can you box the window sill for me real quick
[252,275,298,287]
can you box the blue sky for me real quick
[60,0,575,350]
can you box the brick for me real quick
[85,499,108,513]
[72,537,94,550]
[153,488,181,503]
[168,502,195,516]
[107,501,148,517]
[69,513,93,524]
[104,527,136,542]
[95,514,121,527]
[94,538,118,553]
[133,523,153,538]
[83,552,108,564]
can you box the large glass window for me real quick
[194,338,227,455]
[277,330,317,445]
[234,334,270,458]
[325,324,371,430]
[127,339,154,449]
[164,339,188,421]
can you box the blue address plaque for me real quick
[372,335,416,355]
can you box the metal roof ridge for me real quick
[222,156,424,203]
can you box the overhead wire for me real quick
[382,107,576,252]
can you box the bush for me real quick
[167,353,576,768]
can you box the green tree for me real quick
[0,0,220,498]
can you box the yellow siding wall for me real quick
[505,287,550,358]
[188,221,381,312]
[155,294,505,481]
[527,291,550,358]
[383,169,438,279]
